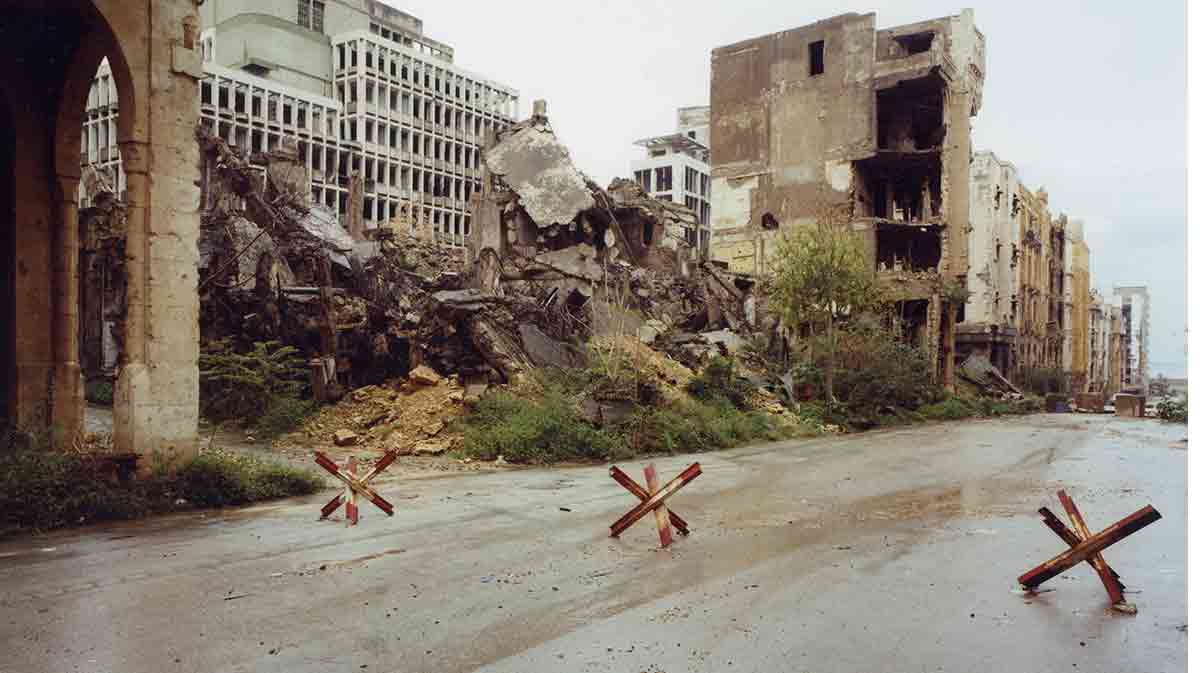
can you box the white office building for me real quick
[83,0,519,247]
[631,106,711,254]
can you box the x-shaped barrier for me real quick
[1018,489,1161,611]
[610,462,701,548]
[314,450,398,525]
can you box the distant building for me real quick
[1112,284,1151,391]
[631,106,712,255]
[1063,218,1090,389]
[82,0,519,246]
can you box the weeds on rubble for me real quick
[686,357,755,409]
[621,398,788,456]
[461,387,625,464]
[0,438,322,537]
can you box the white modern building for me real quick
[82,0,519,247]
[631,106,711,255]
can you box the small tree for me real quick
[768,212,882,403]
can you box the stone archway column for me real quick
[50,176,85,443]
[111,140,150,456]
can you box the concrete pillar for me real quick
[50,176,84,444]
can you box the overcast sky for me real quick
[390,0,1188,375]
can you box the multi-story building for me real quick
[1087,290,1114,396]
[1112,284,1151,392]
[1014,184,1054,376]
[79,58,125,206]
[958,150,1020,379]
[83,0,519,247]
[631,106,712,255]
[708,9,985,385]
[1063,218,1090,389]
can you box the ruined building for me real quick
[84,0,518,245]
[1112,284,1151,392]
[631,106,712,255]
[959,150,1019,379]
[1,0,202,459]
[708,10,985,384]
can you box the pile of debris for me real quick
[276,365,471,456]
[957,352,1024,400]
[194,101,764,398]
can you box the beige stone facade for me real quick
[707,10,985,385]
[1,0,202,463]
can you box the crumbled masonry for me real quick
[191,107,761,401]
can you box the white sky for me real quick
[389,0,1188,371]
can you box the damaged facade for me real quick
[708,9,985,386]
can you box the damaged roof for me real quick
[483,118,595,228]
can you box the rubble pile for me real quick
[276,368,467,456]
[194,103,768,415]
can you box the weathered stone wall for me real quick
[1,1,201,463]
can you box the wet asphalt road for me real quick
[0,414,1187,673]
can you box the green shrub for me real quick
[461,388,625,464]
[829,321,943,422]
[85,380,114,406]
[1158,396,1188,423]
[177,451,322,507]
[917,396,977,421]
[200,339,311,424]
[686,356,755,409]
[0,448,322,537]
[255,394,319,439]
[622,397,785,456]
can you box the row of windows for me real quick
[202,79,340,138]
[339,84,504,137]
[368,22,448,61]
[634,166,711,199]
[335,39,516,116]
[344,120,481,169]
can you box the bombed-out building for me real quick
[707,9,985,385]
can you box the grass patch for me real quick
[0,446,322,537]
[916,396,980,421]
[459,383,795,465]
[460,387,625,464]
[254,394,319,439]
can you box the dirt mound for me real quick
[277,376,468,456]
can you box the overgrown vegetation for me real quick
[822,319,944,426]
[1157,396,1188,423]
[460,387,625,464]
[200,339,316,437]
[459,346,799,464]
[686,357,755,409]
[0,443,323,537]
[768,203,885,402]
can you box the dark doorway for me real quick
[0,89,13,424]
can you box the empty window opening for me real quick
[761,212,779,229]
[876,83,944,151]
[809,40,825,76]
[893,300,930,348]
[856,159,942,222]
[894,32,934,55]
[876,223,941,272]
